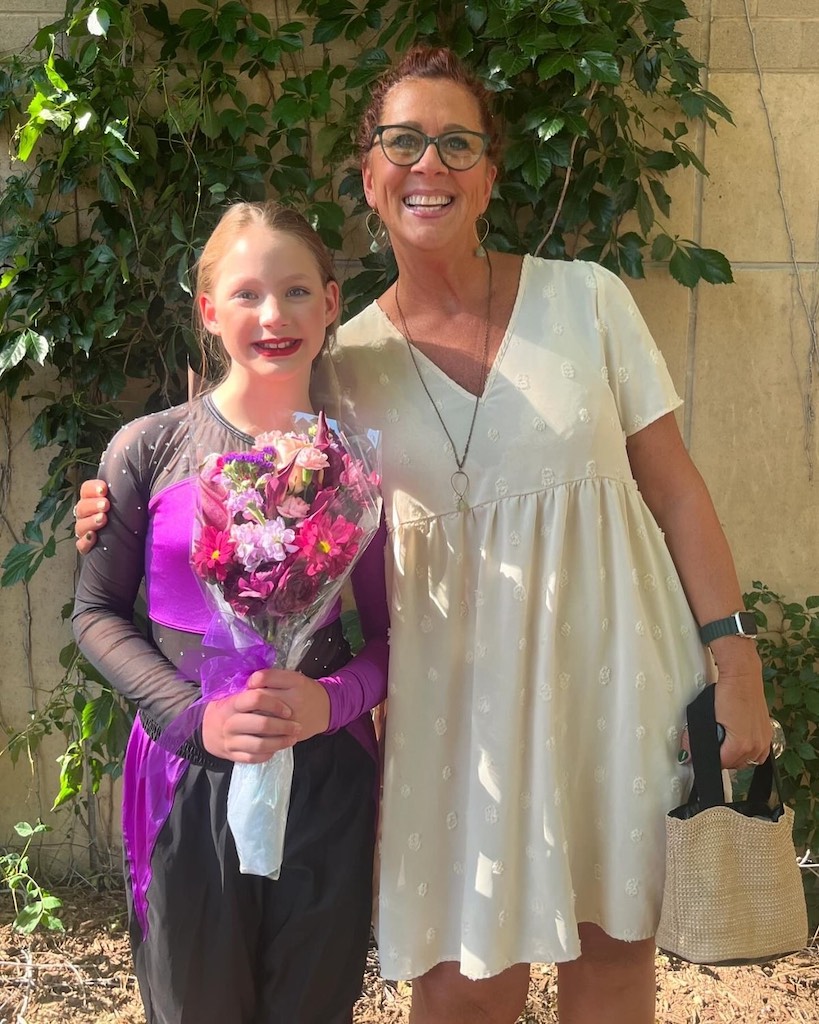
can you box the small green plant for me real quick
[744,582,819,927]
[0,821,65,933]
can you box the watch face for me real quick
[737,611,758,636]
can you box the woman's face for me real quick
[362,78,497,258]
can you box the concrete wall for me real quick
[1,1,817,859]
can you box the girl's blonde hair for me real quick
[193,201,339,382]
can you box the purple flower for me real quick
[231,518,298,571]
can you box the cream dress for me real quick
[316,255,711,981]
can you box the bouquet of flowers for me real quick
[188,410,381,878]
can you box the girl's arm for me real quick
[318,515,390,729]
[626,412,771,768]
[72,424,201,727]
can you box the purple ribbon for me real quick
[158,614,279,755]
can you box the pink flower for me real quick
[294,447,329,472]
[277,495,310,519]
[256,431,312,464]
[199,463,230,531]
[296,512,362,579]
[192,526,236,583]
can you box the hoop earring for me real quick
[474,215,490,258]
[366,210,390,254]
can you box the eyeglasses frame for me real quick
[369,124,491,170]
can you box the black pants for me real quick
[127,730,376,1024]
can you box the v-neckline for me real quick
[374,255,530,403]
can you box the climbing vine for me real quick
[0,0,732,836]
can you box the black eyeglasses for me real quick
[370,125,491,171]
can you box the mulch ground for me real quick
[1,886,817,1023]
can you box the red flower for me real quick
[192,526,236,583]
[295,512,362,579]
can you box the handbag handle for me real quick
[685,684,779,811]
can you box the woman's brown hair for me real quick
[356,46,502,165]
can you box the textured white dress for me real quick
[317,255,711,981]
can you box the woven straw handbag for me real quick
[656,684,807,965]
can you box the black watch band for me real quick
[699,611,758,645]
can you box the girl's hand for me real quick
[246,668,332,741]
[201,686,302,763]
[74,480,110,553]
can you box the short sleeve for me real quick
[592,263,682,436]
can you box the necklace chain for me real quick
[394,256,493,510]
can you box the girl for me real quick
[72,202,389,1024]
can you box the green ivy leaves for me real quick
[745,583,819,926]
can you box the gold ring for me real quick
[746,758,760,766]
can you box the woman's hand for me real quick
[711,642,772,769]
[73,479,110,554]
[200,669,331,763]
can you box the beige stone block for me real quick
[710,18,803,71]
[800,21,819,68]
[701,72,819,263]
[757,0,819,15]
[712,1,757,15]
[0,14,39,54]
[4,0,65,12]
[689,268,819,597]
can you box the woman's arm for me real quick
[626,412,771,768]
[73,479,109,554]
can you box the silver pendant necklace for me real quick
[395,256,493,511]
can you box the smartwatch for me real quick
[699,611,758,645]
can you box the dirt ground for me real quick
[1,886,817,1024]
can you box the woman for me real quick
[76,46,771,1024]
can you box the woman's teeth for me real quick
[404,195,453,208]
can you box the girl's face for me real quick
[362,77,496,257]
[199,225,339,386]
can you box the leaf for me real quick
[14,904,43,935]
[548,0,589,26]
[87,8,111,37]
[652,234,674,261]
[669,247,700,288]
[537,54,573,82]
[521,147,552,190]
[687,246,734,285]
[14,821,35,838]
[645,150,679,172]
[635,186,654,235]
[0,335,30,375]
[619,245,645,279]
[579,51,621,85]
[649,178,672,217]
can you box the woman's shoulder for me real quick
[337,299,387,347]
